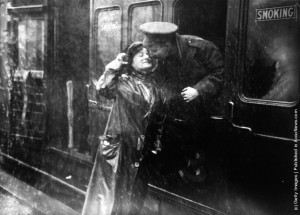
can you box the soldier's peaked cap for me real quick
[140,22,178,34]
[140,22,178,45]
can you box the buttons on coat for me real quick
[131,162,140,169]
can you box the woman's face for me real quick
[132,47,152,71]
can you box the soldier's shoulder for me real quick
[181,35,206,48]
[182,35,216,49]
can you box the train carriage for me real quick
[0,0,299,214]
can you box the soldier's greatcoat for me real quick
[156,34,224,120]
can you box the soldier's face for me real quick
[144,41,171,60]
[132,48,152,71]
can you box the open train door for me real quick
[149,1,230,214]
[120,0,230,214]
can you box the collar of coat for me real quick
[175,33,206,63]
[176,33,187,62]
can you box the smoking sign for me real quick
[256,4,298,21]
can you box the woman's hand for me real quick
[93,53,128,90]
[92,77,102,90]
[105,53,128,71]
[116,53,128,65]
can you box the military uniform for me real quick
[140,22,224,181]
[156,34,224,119]
[140,22,224,119]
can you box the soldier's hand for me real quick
[181,87,199,102]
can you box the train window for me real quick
[242,1,299,103]
[0,1,7,37]
[95,6,121,73]
[174,0,227,52]
[5,3,45,73]
[128,1,162,43]
[0,1,9,138]
[18,17,44,70]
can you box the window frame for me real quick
[17,14,45,71]
[237,0,299,108]
[7,4,46,72]
[127,0,163,44]
[0,0,8,41]
[93,5,122,76]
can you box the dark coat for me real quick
[156,34,224,120]
[82,70,163,215]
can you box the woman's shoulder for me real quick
[117,74,137,91]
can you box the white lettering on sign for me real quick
[99,21,120,31]
[256,5,298,21]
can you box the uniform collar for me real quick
[175,34,189,62]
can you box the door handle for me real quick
[228,101,252,132]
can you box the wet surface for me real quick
[0,163,80,215]
[0,188,43,215]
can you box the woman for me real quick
[82,42,164,215]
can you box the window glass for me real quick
[0,3,7,38]
[18,18,44,70]
[129,2,162,43]
[243,1,299,102]
[96,8,121,73]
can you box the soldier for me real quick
[140,21,224,183]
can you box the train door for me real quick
[88,0,163,156]
[225,0,300,214]
[4,0,49,157]
[226,0,300,141]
